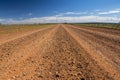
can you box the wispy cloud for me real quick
[55,9,120,16]
[0,19,4,22]
[28,13,32,16]
[55,12,87,17]
[98,10,120,14]
[0,15,119,24]
[64,12,87,15]
[1,9,120,24]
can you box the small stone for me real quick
[80,78,85,80]
[49,72,52,74]
[77,73,81,76]
[55,74,60,78]
[38,75,43,78]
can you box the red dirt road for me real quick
[0,24,120,80]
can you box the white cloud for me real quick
[1,15,119,24]
[98,10,120,14]
[64,12,87,15]
[94,10,101,12]
[0,19,4,22]
[1,9,120,24]
[55,11,87,17]
[55,9,120,17]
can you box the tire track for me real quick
[0,26,56,80]
[74,25,120,37]
[0,26,53,64]
[64,25,120,80]
[31,25,113,80]
[0,24,117,80]
[70,25,120,47]
[68,25,120,66]
[0,27,52,45]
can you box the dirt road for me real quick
[0,24,120,80]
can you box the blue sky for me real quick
[0,0,120,24]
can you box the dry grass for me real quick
[71,23,120,30]
[0,24,54,35]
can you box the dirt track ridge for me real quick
[0,24,119,80]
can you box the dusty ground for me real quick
[0,24,120,80]
[0,25,51,44]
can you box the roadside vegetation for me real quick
[71,23,120,30]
